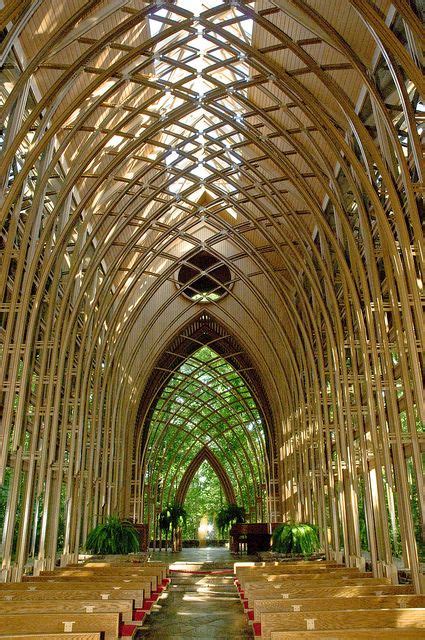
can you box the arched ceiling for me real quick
[137,343,268,521]
[2,1,422,429]
[0,0,423,574]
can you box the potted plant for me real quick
[158,503,187,552]
[271,522,320,557]
[85,516,140,554]
[216,503,245,538]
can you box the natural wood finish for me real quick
[269,631,425,640]
[253,595,425,621]
[244,584,414,608]
[0,0,423,599]
[0,598,134,622]
[0,613,120,640]
[260,609,425,639]
[3,636,102,640]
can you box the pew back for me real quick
[0,612,121,640]
[260,608,425,640]
[0,597,134,622]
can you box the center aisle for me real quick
[139,548,254,639]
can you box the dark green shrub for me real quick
[272,523,320,556]
[216,503,245,537]
[85,516,140,554]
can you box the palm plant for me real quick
[271,522,320,556]
[216,503,245,537]
[158,503,187,552]
[85,516,140,554]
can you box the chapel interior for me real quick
[0,0,424,636]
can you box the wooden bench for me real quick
[258,609,425,639]
[82,562,168,580]
[243,584,414,609]
[234,561,339,573]
[19,575,155,595]
[41,565,166,583]
[238,570,372,590]
[269,631,425,639]
[3,635,102,640]
[0,597,135,623]
[243,577,391,594]
[0,587,143,608]
[253,594,425,622]
[0,612,123,640]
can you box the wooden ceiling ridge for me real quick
[135,310,274,450]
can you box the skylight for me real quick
[146,1,254,202]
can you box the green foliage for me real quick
[144,346,267,536]
[85,516,140,554]
[216,503,246,537]
[183,461,224,538]
[272,523,320,556]
[158,503,187,535]
[357,475,369,551]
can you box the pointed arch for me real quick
[175,447,236,506]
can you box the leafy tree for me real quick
[183,462,224,539]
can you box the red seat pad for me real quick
[120,622,137,637]
[133,609,146,621]
[243,599,249,609]
[247,609,254,621]
[253,622,261,637]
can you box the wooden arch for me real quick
[0,0,423,594]
[174,447,236,507]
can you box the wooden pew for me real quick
[238,567,371,584]
[234,561,339,573]
[0,583,146,606]
[0,612,123,640]
[0,587,143,608]
[270,631,425,639]
[4,635,101,640]
[253,594,425,623]
[243,577,392,594]
[40,565,166,583]
[19,575,156,594]
[258,609,425,639]
[243,583,414,609]
[0,598,135,623]
[82,561,168,581]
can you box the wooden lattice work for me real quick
[0,0,423,592]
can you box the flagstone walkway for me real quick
[139,548,254,639]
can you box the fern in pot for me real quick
[272,522,320,556]
[85,516,140,554]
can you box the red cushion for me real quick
[120,622,137,637]
[243,599,249,609]
[247,609,254,621]
[253,622,261,637]
[133,609,146,621]
[142,599,153,611]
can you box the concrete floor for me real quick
[139,548,254,639]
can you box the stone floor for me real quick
[138,548,254,639]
